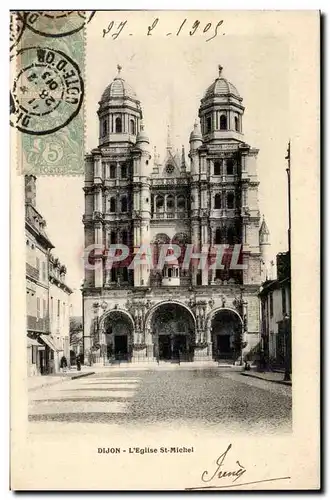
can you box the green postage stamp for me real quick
[10,11,92,175]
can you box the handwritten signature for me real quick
[201,444,246,484]
[102,18,224,42]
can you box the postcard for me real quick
[10,10,320,490]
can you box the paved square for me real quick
[29,368,291,434]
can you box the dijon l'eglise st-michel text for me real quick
[98,446,194,455]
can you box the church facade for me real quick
[82,65,269,364]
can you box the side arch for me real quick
[99,308,135,333]
[206,307,243,331]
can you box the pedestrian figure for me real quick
[60,355,67,373]
[244,360,251,371]
[76,355,81,371]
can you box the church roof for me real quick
[100,65,138,102]
[203,65,241,100]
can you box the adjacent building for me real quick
[25,175,72,376]
[259,251,291,369]
[49,254,72,371]
[82,65,269,364]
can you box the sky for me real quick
[36,11,292,316]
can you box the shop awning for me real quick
[40,334,59,352]
[27,337,44,349]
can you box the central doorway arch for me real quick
[103,311,134,361]
[149,303,195,362]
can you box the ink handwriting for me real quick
[102,18,224,42]
[201,444,246,484]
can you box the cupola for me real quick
[98,65,143,147]
[198,65,245,143]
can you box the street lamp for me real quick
[284,142,292,382]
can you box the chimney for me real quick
[25,175,37,207]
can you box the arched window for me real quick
[168,268,173,278]
[227,227,235,245]
[220,115,227,130]
[110,164,116,179]
[214,161,221,176]
[110,231,117,244]
[226,160,234,175]
[115,117,122,133]
[234,116,239,132]
[227,192,235,209]
[166,195,175,216]
[121,164,127,178]
[110,197,116,213]
[214,193,222,209]
[122,230,128,245]
[121,196,128,212]
[156,196,164,213]
[129,119,135,135]
[177,195,186,212]
[206,116,212,133]
[102,119,108,136]
[215,228,222,244]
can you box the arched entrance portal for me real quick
[150,303,195,361]
[103,311,134,361]
[211,309,242,361]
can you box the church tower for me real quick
[188,65,264,354]
[189,65,262,288]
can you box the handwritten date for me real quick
[103,18,224,42]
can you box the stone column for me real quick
[210,226,216,284]
[94,222,103,288]
[94,186,102,213]
[94,155,102,180]
[191,221,199,286]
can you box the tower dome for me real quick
[203,66,241,101]
[98,65,143,147]
[100,68,138,102]
[198,65,245,143]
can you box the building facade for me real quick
[259,251,291,369]
[25,175,72,375]
[49,255,72,371]
[83,65,267,364]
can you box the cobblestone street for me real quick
[29,367,291,435]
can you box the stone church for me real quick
[83,65,270,363]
